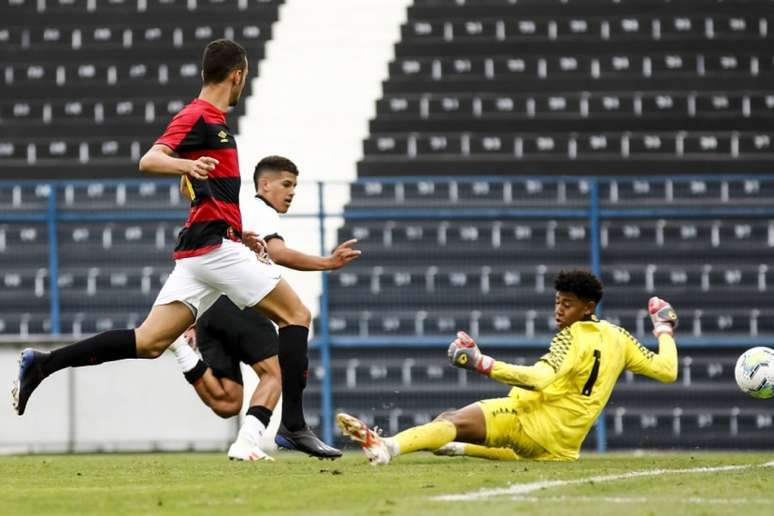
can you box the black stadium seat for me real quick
[5,0,774,454]
[362,0,774,175]
[0,0,283,179]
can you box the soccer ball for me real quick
[734,347,774,399]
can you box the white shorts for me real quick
[154,239,282,318]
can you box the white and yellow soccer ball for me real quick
[734,347,774,399]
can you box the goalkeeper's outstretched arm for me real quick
[488,359,560,391]
[625,297,679,383]
[448,331,571,391]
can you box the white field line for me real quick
[508,495,774,506]
[434,462,774,502]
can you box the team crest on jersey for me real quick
[217,130,229,143]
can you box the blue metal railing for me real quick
[3,174,774,452]
[316,182,334,445]
[46,192,61,335]
[588,179,605,451]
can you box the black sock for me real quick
[183,360,207,384]
[301,356,309,390]
[278,325,309,431]
[42,329,137,377]
[246,405,273,427]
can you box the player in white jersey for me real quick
[169,155,360,458]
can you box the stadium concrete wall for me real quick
[0,339,244,454]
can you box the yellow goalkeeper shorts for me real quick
[477,397,553,460]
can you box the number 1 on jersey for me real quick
[582,349,601,396]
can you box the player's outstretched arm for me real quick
[139,144,218,180]
[625,297,678,383]
[266,238,361,271]
[447,331,560,390]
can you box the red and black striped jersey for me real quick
[155,98,242,260]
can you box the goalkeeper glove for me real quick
[648,296,678,337]
[447,331,494,375]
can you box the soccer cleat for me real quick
[432,442,466,457]
[227,438,274,462]
[335,413,392,465]
[11,348,49,416]
[228,422,274,462]
[275,423,342,459]
[648,296,678,337]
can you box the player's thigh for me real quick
[190,241,308,327]
[477,397,547,459]
[250,279,311,327]
[250,355,281,382]
[438,402,487,444]
[151,256,219,327]
[197,331,245,388]
[195,240,283,313]
[218,376,244,405]
[236,323,280,378]
[135,302,195,358]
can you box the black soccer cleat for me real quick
[11,348,49,416]
[275,423,343,459]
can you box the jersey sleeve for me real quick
[260,210,283,241]
[622,328,678,383]
[489,327,578,391]
[242,202,283,241]
[154,110,206,153]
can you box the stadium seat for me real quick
[0,224,50,263]
[0,1,281,179]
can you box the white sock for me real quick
[384,437,399,457]
[241,415,268,444]
[168,340,200,373]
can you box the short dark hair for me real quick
[554,269,603,304]
[253,155,299,186]
[202,39,247,84]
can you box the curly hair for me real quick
[554,269,603,303]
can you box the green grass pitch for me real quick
[1,451,772,515]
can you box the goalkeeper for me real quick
[337,269,678,464]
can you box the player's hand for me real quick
[447,331,494,375]
[242,230,268,256]
[325,239,362,270]
[648,296,678,337]
[186,156,219,180]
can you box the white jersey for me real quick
[242,196,283,242]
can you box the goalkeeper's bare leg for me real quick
[337,402,486,465]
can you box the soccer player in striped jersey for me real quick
[337,269,679,464]
[12,39,336,458]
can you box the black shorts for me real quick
[196,296,279,385]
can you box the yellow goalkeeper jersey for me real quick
[489,316,678,460]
